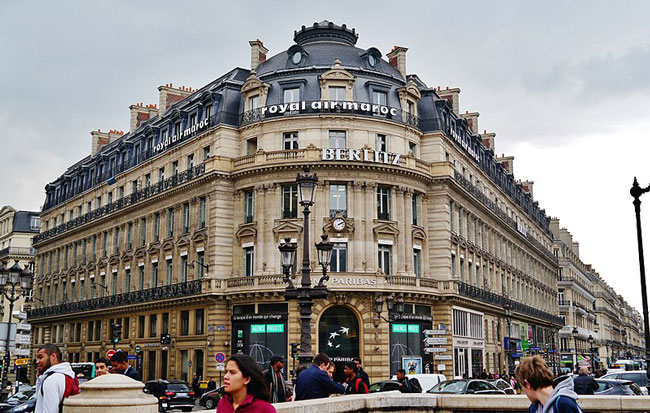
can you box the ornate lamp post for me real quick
[630,177,650,390]
[503,301,513,375]
[550,330,558,376]
[0,261,32,401]
[572,327,579,372]
[281,168,331,366]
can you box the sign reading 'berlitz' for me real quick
[322,148,402,166]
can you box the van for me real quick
[390,373,447,392]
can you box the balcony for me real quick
[35,163,206,245]
[0,247,35,259]
[27,279,202,319]
[458,281,564,326]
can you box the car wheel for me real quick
[205,398,216,409]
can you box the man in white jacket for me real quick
[35,344,76,413]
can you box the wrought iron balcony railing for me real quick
[27,279,202,319]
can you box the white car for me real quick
[601,370,648,396]
[390,373,447,392]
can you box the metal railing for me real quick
[35,163,206,244]
[27,279,202,319]
[0,247,35,258]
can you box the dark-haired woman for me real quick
[216,354,276,413]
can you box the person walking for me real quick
[352,357,370,389]
[264,356,287,403]
[110,351,141,381]
[295,353,345,401]
[573,366,598,395]
[207,377,217,392]
[343,362,368,395]
[517,356,582,413]
[395,369,414,393]
[35,344,79,413]
[216,354,275,413]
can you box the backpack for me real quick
[346,377,367,394]
[41,372,80,413]
[408,378,423,393]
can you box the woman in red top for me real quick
[216,354,276,413]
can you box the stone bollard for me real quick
[63,374,159,413]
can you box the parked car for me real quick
[489,379,515,394]
[368,380,401,393]
[428,379,505,395]
[601,371,648,395]
[389,374,447,392]
[199,386,224,410]
[143,379,196,412]
[71,362,96,384]
[0,389,36,413]
[596,379,642,396]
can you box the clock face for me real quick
[333,218,345,232]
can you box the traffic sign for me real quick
[135,345,142,353]
[215,352,226,363]
[424,347,447,353]
[216,363,225,371]
[14,358,29,366]
[424,337,447,346]
[434,355,453,361]
[107,349,116,359]
[127,355,137,360]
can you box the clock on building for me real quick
[333,217,346,232]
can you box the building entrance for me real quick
[318,306,359,383]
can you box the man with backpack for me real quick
[343,362,368,395]
[395,369,422,393]
[35,344,79,413]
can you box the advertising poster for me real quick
[402,356,422,375]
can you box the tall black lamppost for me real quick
[503,301,513,375]
[572,327,579,372]
[630,177,650,389]
[281,168,333,366]
[0,261,32,401]
[550,330,558,376]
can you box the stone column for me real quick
[395,188,406,275]
[64,374,158,413]
[404,189,414,276]
[352,182,364,273]
[254,184,266,275]
[364,182,376,273]
[420,194,429,278]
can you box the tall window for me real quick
[172,161,178,176]
[375,134,388,152]
[149,314,157,338]
[138,316,145,338]
[244,191,254,223]
[377,187,391,220]
[329,184,347,217]
[180,256,188,283]
[378,244,392,275]
[138,266,144,290]
[283,88,299,103]
[199,197,207,228]
[187,154,194,170]
[145,174,151,188]
[249,95,260,110]
[195,309,205,335]
[182,202,190,233]
[154,213,160,241]
[202,145,211,160]
[162,313,169,334]
[328,86,346,101]
[167,208,174,238]
[409,141,418,157]
[158,167,165,182]
[127,222,133,249]
[151,262,158,287]
[196,251,205,278]
[372,90,387,106]
[140,217,146,247]
[412,194,420,225]
[113,228,120,253]
[331,243,347,272]
[329,130,346,148]
[282,132,299,150]
[124,268,131,293]
[281,185,298,219]
[243,246,254,276]
[165,259,172,285]
[413,248,422,277]
[112,272,117,295]
[180,311,190,336]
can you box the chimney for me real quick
[497,154,514,175]
[480,130,496,152]
[249,40,269,70]
[158,83,193,114]
[460,111,480,134]
[558,227,573,251]
[550,218,560,239]
[521,180,534,199]
[386,46,408,79]
[91,129,123,156]
[129,103,159,133]
[437,86,461,114]
[572,241,580,258]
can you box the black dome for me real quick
[293,20,358,46]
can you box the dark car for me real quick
[490,379,515,394]
[0,389,36,413]
[596,379,642,396]
[143,379,196,412]
[368,380,401,393]
[199,387,224,410]
[428,379,505,395]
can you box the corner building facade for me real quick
[29,21,562,382]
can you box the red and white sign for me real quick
[215,352,226,363]
[107,349,116,359]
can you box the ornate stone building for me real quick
[29,21,563,383]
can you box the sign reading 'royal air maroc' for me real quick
[153,118,210,154]
[322,148,401,166]
[261,100,400,117]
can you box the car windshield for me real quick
[429,381,466,393]
[8,389,34,402]
[168,384,190,392]
[71,364,94,379]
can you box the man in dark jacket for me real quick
[110,351,141,381]
[343,362,368,394]
[295,353,345,400]
[396,369,413,393]
[573,366,598,395]
[353,357,370,388]
[264,356,287,403]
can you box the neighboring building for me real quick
[28,21,562,383]
[0,206,39,383]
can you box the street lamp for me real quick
[0,261,32,401]
[630,177,650,392]
[503,301,513,375]
[281,168,331,366]
[279,238,297,289]
[315,234,333,287]
[588,334,595,372]
[550,330,558,376]
[572,327,579,372]
[373,294,404,323]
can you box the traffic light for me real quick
[160,333,171,345]
[111,323,122,344]
[290,342,299,359]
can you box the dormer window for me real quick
[363,47,382,69]
[368,54,377,67]
[292,51,302,65]
[287,45,308,67]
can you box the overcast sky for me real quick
[1,1,649,311]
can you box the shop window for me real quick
[259,303,288,314]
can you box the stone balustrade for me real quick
[63,374,158,413]
[274,392,650,413]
